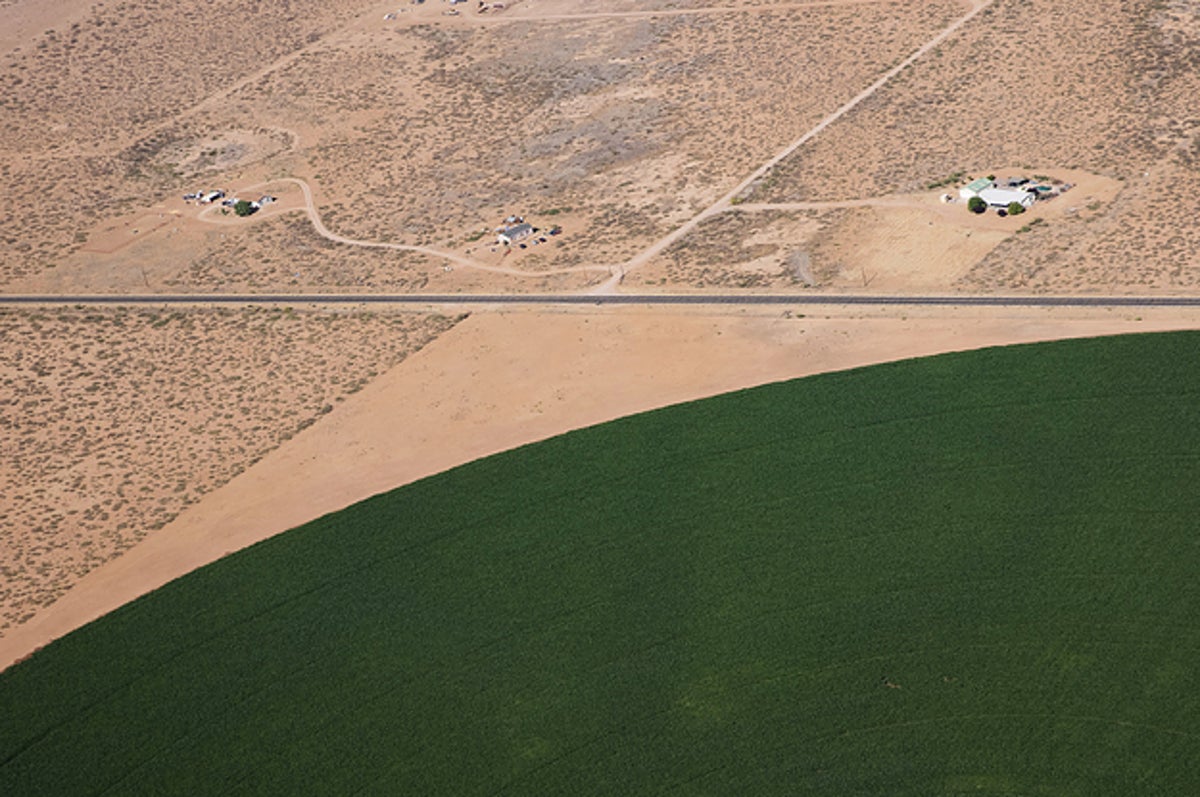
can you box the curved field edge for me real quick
[3,331,1200,795]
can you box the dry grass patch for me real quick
[185,0,961,274]
[804,205,1008,291]
[0,307,460,635]
[627,209,838,289]
[757,0,1200,292]
[0,0,377,286]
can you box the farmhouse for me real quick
[958,177,993,200]
[497,222,534,246]
[978,186,1035,209]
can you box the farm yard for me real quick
[2,332,1200,794]
[624,167,1120,292]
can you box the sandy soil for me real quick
[4,303,1199,670]
[0,307,458,637]
[0,0,99,55]
[2,0,964,290]
[625,169,1121,291]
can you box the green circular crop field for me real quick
[3,332,1200,795]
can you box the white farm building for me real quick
[497,222,534,246]
[978,187,1035,210]
[959,177,1035,210]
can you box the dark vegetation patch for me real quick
[3,332,1200,794]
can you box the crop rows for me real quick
[2,332,1198,794]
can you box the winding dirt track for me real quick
[189,0,995,292]
[198,177,610,280]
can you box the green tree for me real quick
[1007,201,1026,215]
[234,200,256,217]
[967,196,986,214]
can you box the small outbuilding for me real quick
[497,222,534,246]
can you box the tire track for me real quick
[603,0,999,290]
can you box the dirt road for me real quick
[602,0,998,290]
[198,177,609,280]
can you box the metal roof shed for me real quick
[497,223,534,245]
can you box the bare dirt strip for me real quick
[478,0,916,24]
[3,304,1198,671]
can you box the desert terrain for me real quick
[2,0,1199,667]
[7,0,1195,298]
[6,303,1200,670]
[756,0,1200,293]
[0,306,458,636]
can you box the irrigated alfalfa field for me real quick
[3,331,1200,795]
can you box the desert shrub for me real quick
[1007,201,1026,215]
